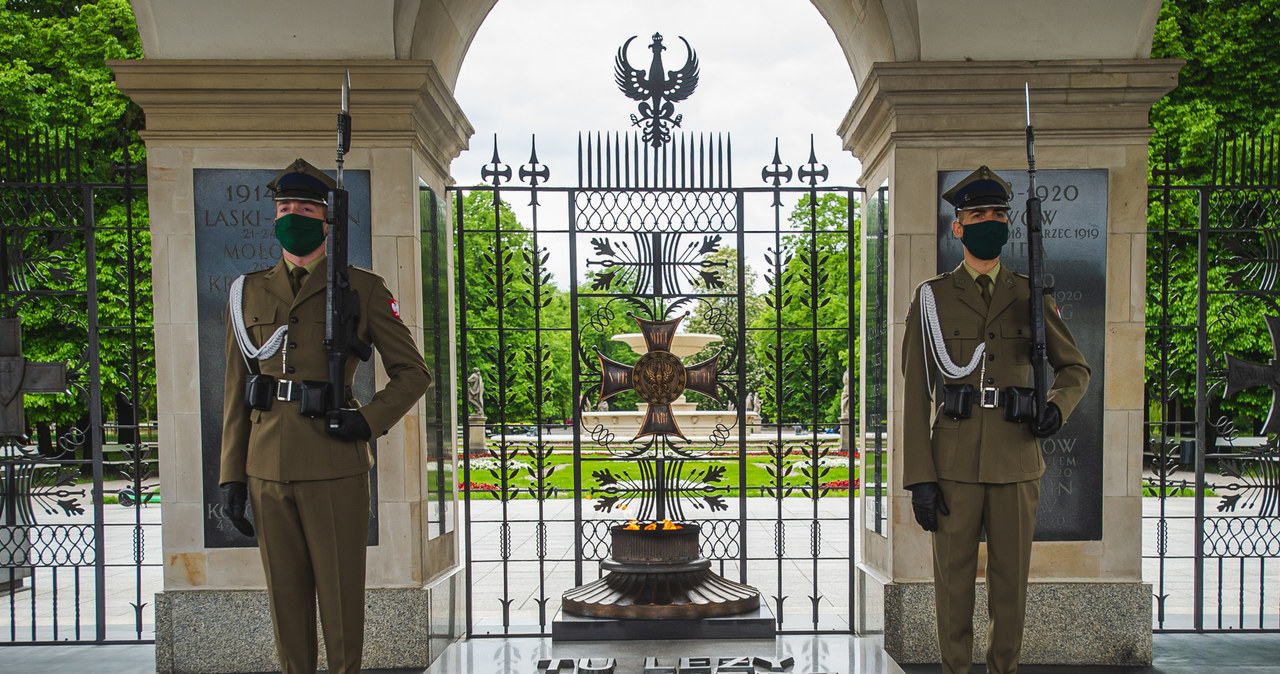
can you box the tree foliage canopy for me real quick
[1,0,148,446]
[1149,0,1280,181]
[1146,0,1280,432]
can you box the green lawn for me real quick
[460,451,860,498]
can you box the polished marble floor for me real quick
[4,632,1280,673]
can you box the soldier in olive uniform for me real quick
[901,166,1091,674]
[219,159,431,674]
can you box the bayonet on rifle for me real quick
[326,70,372,432]
[1024,83,1051,424]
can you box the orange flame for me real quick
[619,519,683,530]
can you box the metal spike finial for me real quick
[761,138,793,188]
[797,134,829,187]
[481,133,512,186]
[519,135,551,203]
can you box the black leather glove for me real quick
[219,481,255,537]
[325,408,372,442]
[908,482,949,532]
[1030,402,1063,438]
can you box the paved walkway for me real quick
[2,487,1279,669]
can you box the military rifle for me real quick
[1024,84,1050,425]
[326,70,372,432]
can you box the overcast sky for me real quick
[450,0,862,190]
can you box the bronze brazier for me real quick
[561,523,760,619]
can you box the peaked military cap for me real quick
[266,158,336,205]
[941,165,1013,211]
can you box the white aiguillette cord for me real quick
[229,275,288,368]
[919,282,985,393]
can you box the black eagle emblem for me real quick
[614,32,700,148]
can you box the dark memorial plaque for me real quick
[936,169,1106,541]
[194,168,377,548]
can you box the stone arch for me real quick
[129,0,1161,92]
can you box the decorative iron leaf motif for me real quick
[590,454,730,520]
[585,233,726,296]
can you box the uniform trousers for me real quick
[249,473,370,674]
[933,478,1040,674]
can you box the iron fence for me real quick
[0,129,158,644]
[1145,133,1280,631]
[452,132,864,635]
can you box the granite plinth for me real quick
[552,600,775,641]
[155,570,464,673]
[877,579,1151,666]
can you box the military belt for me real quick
[979,386,1003,408]
[274,379,353,403]
[276,379,301,402]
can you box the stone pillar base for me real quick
[155,570,464,673]
[876,579,1151,667]
[468,414,487,454]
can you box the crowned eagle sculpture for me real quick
[615,32,700,148]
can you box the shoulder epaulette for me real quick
[913,272,948,297]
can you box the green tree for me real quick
[1149,0,1280,182]
[750,192,859,426]
[457,190,578,426]
[1,0,148,455]
[685,245,766,410]
[0,0,143,172]
[1146,0,1280,432]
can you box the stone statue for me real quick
[597,399,609,412]
[748,392,761,414]
[467,367,484,416]
[840,368,850,417]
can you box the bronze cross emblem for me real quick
[1226,314,1280,434]
[597,314,719,440]
[0,317,68,440]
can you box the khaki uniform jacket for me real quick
[901,263,1090,486]
[220,257,430,484]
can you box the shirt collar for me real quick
[283,254,327,276]
[962,260,1001,284]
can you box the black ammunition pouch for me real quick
[297,380,332,419]
[1002,386,1037,423]
[245,374,276,411]
[941,383,974,420]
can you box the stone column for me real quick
[111,60,471,673]
[842,59,1180,667]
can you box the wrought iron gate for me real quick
[1146,133,1280,631]
[453,132,869,635]
[0,129,157,644]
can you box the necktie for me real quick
[290,266,308,295]
[977,274,993,307]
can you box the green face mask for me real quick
[274,213,326,256]
[960,219,1009,260]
